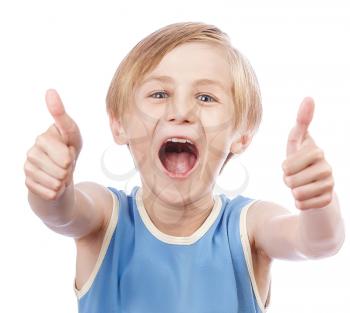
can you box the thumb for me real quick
[45,89,82,152]
[286,97,315,156]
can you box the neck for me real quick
[140,185,215,237]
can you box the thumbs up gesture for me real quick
[24,89,83,200]
[282,97,334,210]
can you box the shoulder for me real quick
[241,199,278,311]
[74,182,119,243]
[74,182,120,297]
[245,199,291,255]
[75,181,115,204]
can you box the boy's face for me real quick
[111,42,247,205]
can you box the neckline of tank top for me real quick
[134,187,223,245]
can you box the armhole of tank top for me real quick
[239,199,270,313]
[73,187,120,300]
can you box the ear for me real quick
[230,134,252,155]
[109,115,128,145]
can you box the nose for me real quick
[164,95,197,124]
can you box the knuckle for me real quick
[328,176,334,188]
[323,176,334,190]
[26,147,34,159]
[314,193,333,209]
[59,169,68,180]
[23,162,32,175]
[64,170,72,183]
[282,162,290,174]
[61,148,73,168]
[292,188,302,200]
[324,192,333,203]
[285,176,295,188]
[23,161,29,173]
[284,166,290,175]
[51,180,62,191]
[35,134,44,146]
[26,148,38,163]
[25,177,32,189]
[50,186,65,200]
[295,200,303,210]
[62,157,72,168]
[314,148,324,161]
[46,187,63,200]
[320,163,332,177]
[46,191,58,200]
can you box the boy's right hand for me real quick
[24,89,83,201]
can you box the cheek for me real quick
[134,94,167,121]
[124,114,156,158]
[139,103,167,121]
[199,106,234,131]
[125,105,157,134]
[200,110,235,160]
[206,134,232,162]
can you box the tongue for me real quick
[164,152,196,174]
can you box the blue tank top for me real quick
[74,186,269,313]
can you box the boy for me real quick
[24,22,345,312]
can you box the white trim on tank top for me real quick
[73,188,119,300]
[136,187,222,245]
[240,199,271,313]
[72,186,272,312]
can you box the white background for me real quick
[1,0,349,312]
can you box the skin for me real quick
[110,42,247,236]
[24,42,345,307]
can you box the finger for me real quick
[299,132,316,148]
[291,175,334,202]
[286,97,315,156]
[24,161,63,191]
[45,89,77,144]
[35,134,73,169]
[296,97,315,134]
[68,145,77,167]
[25,176,64,201]
[26,146,68,180]
[284,161,332,188]
[295,192,333,210]
[282,146,324,175]
[63,162,74,187]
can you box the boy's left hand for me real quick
[282,97,334,210]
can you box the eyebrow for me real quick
[141,75,228,92]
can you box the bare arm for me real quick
[249,195,345,261]
[297,192,345,258]
[25,89,112,240]
[28,181,112,240]
[250,97,345,260]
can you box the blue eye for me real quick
[149,91,216,103]
[198,94,215,102]
[150,91,168,99]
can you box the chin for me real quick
[141,174,211,207]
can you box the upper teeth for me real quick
[166,138,193,145]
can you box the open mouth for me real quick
[158,138,199,178]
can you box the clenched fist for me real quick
[24,89,83,201]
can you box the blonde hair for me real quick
[106,21,262,170]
